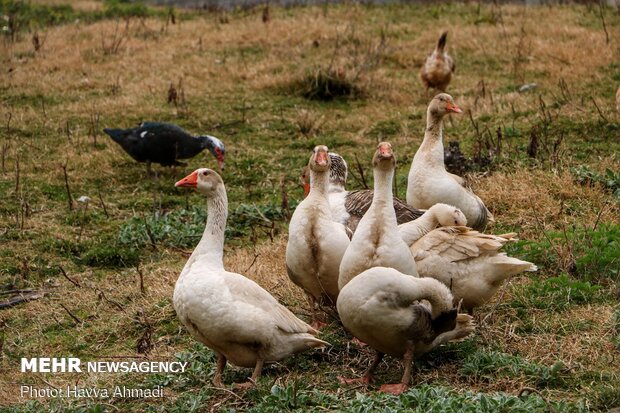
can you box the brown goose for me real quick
[301,153,424,235]
[420,31,455,93]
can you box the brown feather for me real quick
[344,190,424,233]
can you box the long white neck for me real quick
[188,186,228,271]
[372,164,394,207]
[416,111,446,168]
[309,168,329,199]
[409,278,453,318]
[398,208,440,246]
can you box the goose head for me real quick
[432,203,468,226]
[329,153,348,189]
[428,93,462,118]
[175,168,224,195]
[309,145,330,172]
[301,152,347,197]
[200,135,226,170]
[372,141,396,170]
[431,307,458,335]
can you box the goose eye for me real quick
[202,171,209,176]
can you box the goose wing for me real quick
[225,271,317,335]
[412,226,514,262]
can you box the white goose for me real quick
[410,227,538,312]
[173,168,328,388]
[338,142,417,289]
[300,153,424,235]
[398,203,467,246]
[337,266,475,394]
[286,146,350,325]
[407,94,493,231]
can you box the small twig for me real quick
[532,213,565,266]
[0,289,37,296]
[65,119,72,141]
[61,160,73,211]
[591,201,607,234]
[1,142,8,174]
[60,303,82,325]
[14,154,19,196]
[598,0,610,44]
[495,126,502,157]
[354,154,369,189]
[51,314,67,330]
[37,376,59,390]
[481,279,513,326]
[136,262,146,295]
[142,215,157,251]
[591,96,608,123]
[58,265,81,287]
[6,112,12,135]
[97,187,109,218]
[280,179,290,221]
[205,386,245,401]
[252,204,272,224]
[96,289,125,312]
[517,387,557,413]
[467,109,481,141]
[244,253,260,273]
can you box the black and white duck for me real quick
[103,122,225,173]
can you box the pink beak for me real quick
[446,102,463,114]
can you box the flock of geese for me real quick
[102,32,552,394]
[171,91,537,395]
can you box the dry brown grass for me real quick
[1,1,619,410]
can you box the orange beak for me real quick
[446,102,463,114]
[303,182,310,197]
[175,171,198,188]
[315,150,328,166]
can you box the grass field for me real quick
[1,0,619,411]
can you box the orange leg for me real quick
[350,337,367,347]
[379,342,414,395]
[212,353,227,387]
[234,358,264,390]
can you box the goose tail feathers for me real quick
[437,31,448,52]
